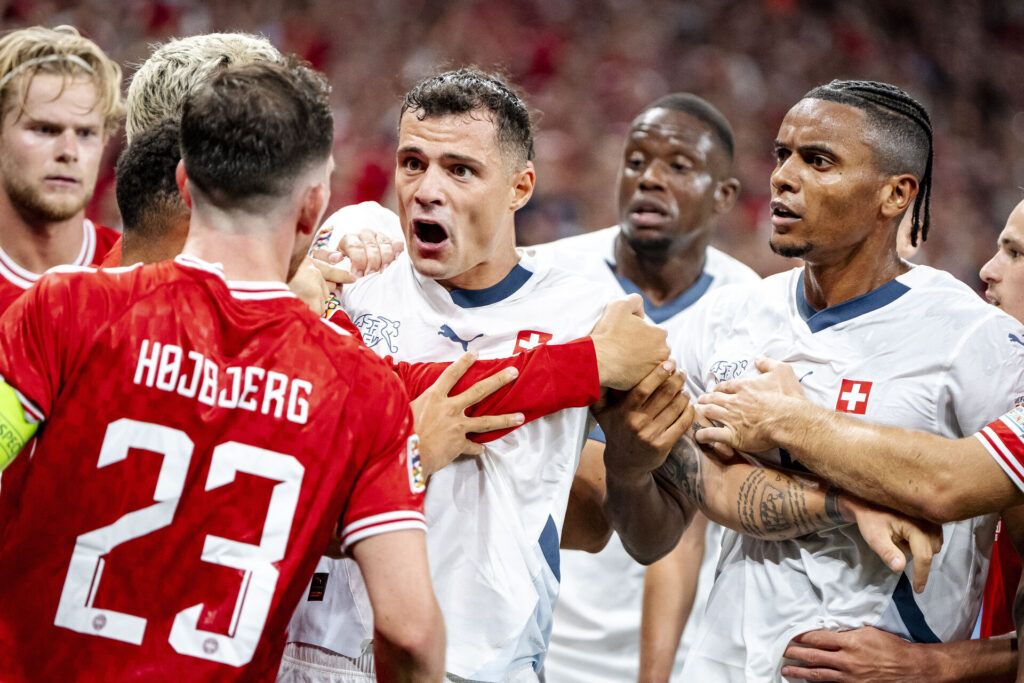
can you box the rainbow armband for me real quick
[0,381,37,471]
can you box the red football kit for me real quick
[0,219,120,313]
[0,256,425,681]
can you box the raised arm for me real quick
[696,356,1023,523]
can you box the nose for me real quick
[54,129,79,163]
[638,160,666,191]
[771,156,798,195]
[980,252,1002,284]
[413,165,445,207]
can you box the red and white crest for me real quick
[836,379,872,414]
[513,330,552,355]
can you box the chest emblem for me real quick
[836,379,872,414]
[513,330,553,354]
[438,324,483,352]
[353,313,401,353]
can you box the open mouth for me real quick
[771,203,799,220]
[413,219,449,245]
[629,199,669,226]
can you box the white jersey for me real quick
[288,248,617,681]
[675,265,1024,682]
[534,226,759,682]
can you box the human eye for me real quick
[451,164,474,178]
[671,157,693,172]
[400,156,423,172]
[625,152,645,170]
[773,147,789,164]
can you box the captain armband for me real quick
[0,381,38,471]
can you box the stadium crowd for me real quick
[3,2,1024,682]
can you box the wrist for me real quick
[833,489,857,525]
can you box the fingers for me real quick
[456,366,520,407]
[860,516,908,574]
[904,522,939,593]
[619,360,677,411]
[464,412,526,435]
[789,629,845,649]
[621,293,645,317]
[310,247,345,264]
[309,257,357,287]
[639,369,685,415]
[754,354,784,374]
[778,664,845,682]
[390,238,406,255]
[430,352,477,396]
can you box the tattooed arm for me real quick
[598,366,942,588]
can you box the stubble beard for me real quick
[769,237,814,259]
[0,167,91,224]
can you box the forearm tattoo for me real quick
[735,468,832,539]
[653,425,705,508]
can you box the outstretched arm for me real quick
[597,365,942,589]
[696,356,1023,523]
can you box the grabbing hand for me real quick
[596,361,694,482]
[590,295,669,390]
[410,352,526,476]
[782,626,934,682]
[288,256,356,315]
[696,355,807,452]
[841,493,943,593]
[312,227,404,279]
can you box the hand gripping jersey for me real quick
[673,265,1024,682]
[288,248,616,681]
[0,219,120,312]
[0,255,425,682]
[531,226,760,683]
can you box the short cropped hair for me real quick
[401,66,534,166]
[642,93,735,162]
[115,117,183,237]
[803,79,933,245]
[0,25,123,131]
[179,60,332,209]
[126,32,284,141]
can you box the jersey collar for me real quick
[795,269,910,333]
[447,263,534,308]
[606,262,714,324]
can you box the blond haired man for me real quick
[0,25,122,311]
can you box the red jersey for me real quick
[0,219,120,313]
[0,255,424,681]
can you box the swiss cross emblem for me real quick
[836,379,872,414]
[513,330,552,354]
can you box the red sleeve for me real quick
[0,275,73,419]
[339,359,426,551]
[390,337,600,444]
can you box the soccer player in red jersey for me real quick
[0,60,446,681]
[0,25,122,312]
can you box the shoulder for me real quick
[704,246,760,286]
[534,226,618,257]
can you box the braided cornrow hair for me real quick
[805,80,933,246]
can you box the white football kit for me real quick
[532,226,759,682]
[287,247,617,682]
[675,264,1024,682]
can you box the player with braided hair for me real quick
[578,79,1024,681]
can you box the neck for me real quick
[121,216,191,266]
[802,231,908,310]
[179,210,295,283]
[0,194,86,272]
[613,229,708,306]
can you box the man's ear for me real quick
[714,177,741,214]
[509,161,535,212]
[880,174,919,219]
[298,181,330,235]
[175,160,192,208]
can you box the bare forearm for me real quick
[638,515,706,683]
[603,470,690,565]
[922,635,1016,683]
[767,400,1011,523]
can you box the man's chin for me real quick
[624,232,673,259]
[770,238,813,259]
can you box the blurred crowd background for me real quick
[3,0,1023,283]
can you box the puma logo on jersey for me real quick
[438,324,483,351]
[1009,333,1024,348]
[353,313,401,353]
[710,359,749,383]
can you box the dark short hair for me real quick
[400,66,534,166]
[115,117,182,237]
[641,93,735,162]
[179,59,332,208]
[803,79,933,246]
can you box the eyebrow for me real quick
[397,145,483,166]
[774,140,835,157]
[1000,235,1023,249]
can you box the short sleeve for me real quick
[338,364,426,551]
[941,312,1024,436]
[975,406,1024,493]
